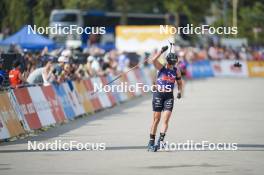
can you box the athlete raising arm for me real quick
[148,46,183,152]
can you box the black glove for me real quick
[177,92,181,99]
[161,46,168,53]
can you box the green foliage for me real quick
[212,1,264,44]
[0,0,263,44]
[238,2,264,43]
[33,0,56,28]
[164,0,211,25]
[62,0,104,10]
[1,0,29,32]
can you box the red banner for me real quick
[41,85,66,123]
[13,88,42,129]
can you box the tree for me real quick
[1,0,29,33]
[238,2,264,44]
[62,0,104,9]
[33,0,64,28]
[164,0,211,26]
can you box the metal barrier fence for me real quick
[0,68,154,140]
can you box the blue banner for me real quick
[188,60,214,78]
[52,84,75,120]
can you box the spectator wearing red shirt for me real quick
[8,60,26,88]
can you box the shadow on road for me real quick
[0,144,264,153]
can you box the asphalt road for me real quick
[0,78,264,175]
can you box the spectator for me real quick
[42,57,55,86]
[53,56,69,83]
[208,45,218,60]
[101,51,118,74]
[8,43,20,53]
[8,60,26,88]
[117,52,129,72]
[61,49,72,59]
[86,55,103,76]
[23,52,37,79]
[0,43,262,90]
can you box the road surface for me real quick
[1,78,264,175]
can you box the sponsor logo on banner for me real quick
[211,61,224,77]
[27,86,56,126]
[217,60,248,77]
[52,84,76,120]
[41,85,66,123]
[62,81,85,116]
[13,88,42,130]
[116,25,174,52]
[247,61,264,77]
[187,60,214,78]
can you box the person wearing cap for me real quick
[52,56,69,83]
[147,46,183,152]
[86,55,104,76]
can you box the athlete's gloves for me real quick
[161,46,168,53]
[177,92,181,99]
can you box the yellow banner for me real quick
[116,25,174,52]
[74,80,94,113]
[247,61,264,77]
[0,93,25,137]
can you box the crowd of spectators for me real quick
[175,44,264,63]
[0,43,263,89]
[0,45,131,89]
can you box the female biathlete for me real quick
[148,46,183,152]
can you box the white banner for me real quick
[27,86,56,126]
[211,60,248,77]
